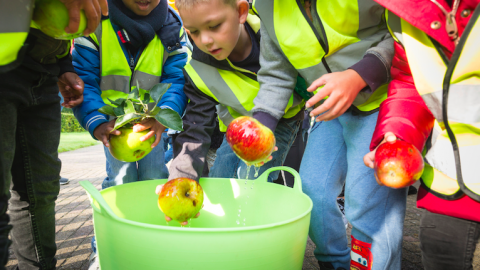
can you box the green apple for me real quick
[108,127,154,162]
[158,178,204,223]
[32,0,87,40]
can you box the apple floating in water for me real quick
[158,178,204,223]
[32,0,87,40]
[108,127,154,162]
[226,116,275,166]
[374,140,424,189]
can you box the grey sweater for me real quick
[252,2,394,131]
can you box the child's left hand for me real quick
[306,69,367,122]
[133,118,165,148]
[155,185,202,226]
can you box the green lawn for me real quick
[59,132,100,153]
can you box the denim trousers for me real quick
[209,119,301,182]
[0,64,61,270]
[300,111,407,270]
[101,141,169,189]
[419,210,480,270]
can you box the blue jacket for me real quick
[72,8,188,138]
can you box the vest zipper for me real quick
[296,0,332,73]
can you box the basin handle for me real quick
[80,181,118,220]
[257,166,302,193]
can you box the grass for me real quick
[59,132,100,153]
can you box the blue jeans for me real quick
[300,111,407,270]
[209,119,301,182]
[101,141,169,189]
[161,133,173,164]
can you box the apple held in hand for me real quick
[226,116,275,166]
[374,140,424,189]
[108,127,154,162]
[158,178,204,222]
[32,0,87,40]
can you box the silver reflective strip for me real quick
[357,0,385,39]
[100,75,130,93]
[132,71,160,91]
[298,61,328,86]
[422,85,480,124]
[0,0,34,33]
[216,104,235,126]
[425,126,480,192]
[74,37,98,51]
[190,59,250,119]
[163,48,169,65]
[253,0,281,48]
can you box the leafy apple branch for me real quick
[98,82,184,132]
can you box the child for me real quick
[167,0,305,184]
[251,0,406,269]
[73,0,188,189]
[364,1,480,269]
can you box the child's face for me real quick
[180,0,248,61]
[122,0,161,16]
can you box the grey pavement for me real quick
[6,144,480,269]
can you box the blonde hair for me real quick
[175,0,238,10]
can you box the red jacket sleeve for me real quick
[370,41,435,151]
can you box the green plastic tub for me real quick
[81,166,313,270]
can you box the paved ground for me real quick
[6,144,480,269]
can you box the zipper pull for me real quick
[130,57,135,70]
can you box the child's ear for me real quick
[237,0,249,24]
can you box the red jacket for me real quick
[372,0,480,222]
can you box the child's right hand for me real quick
[155,184,201,226]
[93,119,121,147]
[363,132,397,185]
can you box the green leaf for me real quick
[107,98,126,107]
[154,109,183,131]
[149,83,171,105]
[134,103,144,113]
[113,105,125,116]
[112,113,144,131]
[98,105,116,116]
[124,100,136,114]
[128,87,140,100]
[142,93,151,104]
[148,106,161,116]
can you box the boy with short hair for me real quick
[72,0,189,188]
[167,0,305,183]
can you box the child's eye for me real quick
[189,30,198,35]
[210,24,221,30]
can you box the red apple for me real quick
[158,178,204,222]
[374,140,424,189]
[226,116,276,165]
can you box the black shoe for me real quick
[318,261,335,270]
[408,185,418,195]
[59,177,70,185]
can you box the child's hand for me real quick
[363,132,397,185]
[133,118,166,148]
[58,72,84,108]
[155,185,202,226]
[61,0,109,36]
[93,119,121,147]
[306,69,367,122]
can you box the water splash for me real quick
[254,166,260,178]
[245,165,252,180]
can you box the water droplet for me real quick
[238,214,240,217]
[254,166,260,178]
[245,165,252,180]
[239,209,241,212]
[244,187,247,190]
[247,195,249,198]
[236,220,240,225]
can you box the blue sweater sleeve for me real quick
[71,37,109,139]
[158,40,188,116]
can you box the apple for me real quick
[158,178,204,222]
[108,127,154,162]
[32,0,87,40]
[226,116,276,165]
[374,140,424,189]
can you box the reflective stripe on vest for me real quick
[253,0,388,112]
[90,19,165,104]
[0,0,34,69]
[186,59,304,132]
[386,8,480,201]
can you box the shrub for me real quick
[61,110,85,132]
